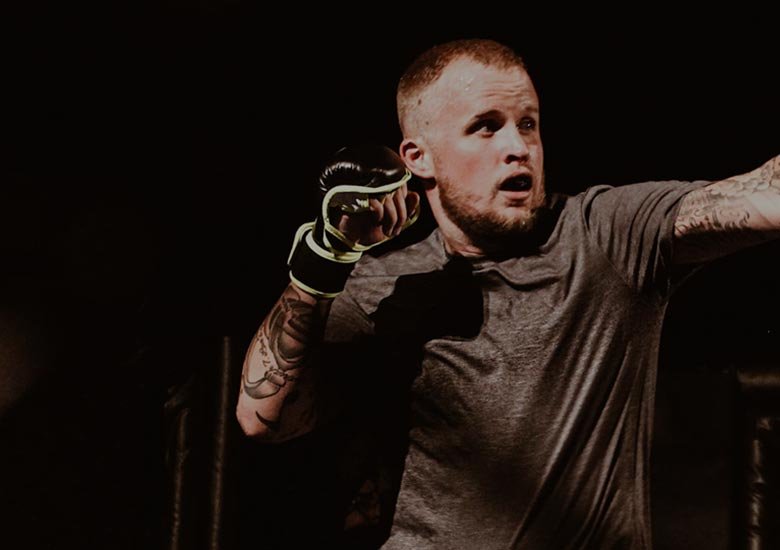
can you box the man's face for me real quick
[421,57,546,247]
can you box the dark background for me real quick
[1,6,778,549]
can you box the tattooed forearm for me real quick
[236,283,334,439]
[241,364,298,399]
[674,156,780,264]
[673,188,753,237]
[255,411,281,431]
[242,285,325,399]
[266,289,317,366]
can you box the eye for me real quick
[518,117,537,132]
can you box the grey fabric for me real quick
[324,179,708,549]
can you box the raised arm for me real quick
[236,145,419,441]
[674,155,780,265]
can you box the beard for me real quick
[438,173,548,255]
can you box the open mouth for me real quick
[499,174,533,192]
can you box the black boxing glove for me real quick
[287,145,417,297]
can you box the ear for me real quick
[399,137,434,179]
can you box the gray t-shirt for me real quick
[324,180,707,549]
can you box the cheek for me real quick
[444,150,490,186]
[532,144,544,166]
[455,156,483,182]
[433,137,498,193]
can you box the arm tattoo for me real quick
[674,157,780,262]
[254,411,281,431]
[242,286,325,400]
[674,187,752,234]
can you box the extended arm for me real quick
[674,155,780,264]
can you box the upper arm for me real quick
[582,179,707,296]
[673,156,780,265]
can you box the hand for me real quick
[316,144,420,252]
[288,144,420,297]
[336,184,420,246]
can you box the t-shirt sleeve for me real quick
[580,179,710,298]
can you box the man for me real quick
[236,38,780,548]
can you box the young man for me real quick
[237,39,780,548]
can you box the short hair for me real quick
[396,38,527,137]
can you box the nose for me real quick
[502,126,530,165]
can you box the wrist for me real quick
[287,222,361,298]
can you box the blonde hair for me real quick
[396,39,527,137]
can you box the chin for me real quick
[498,196,545,226]
[500,205,535,222]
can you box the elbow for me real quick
[235,406,274,441]
[235,405,305,443]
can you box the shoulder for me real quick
[351,227,447,279]
[563,180,710,229]
[576,180,709,207]
[338,227,447,315]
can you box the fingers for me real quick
[352,185,420,243]
[380,192,399,237]
[390,187,408,236]
[381,185,422,237]
[405,190,421,222]
[368,191,399,237]
[368,197,384,224]
[336,213,356,241]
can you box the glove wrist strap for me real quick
[287,222,361,298]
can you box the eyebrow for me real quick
[467,106,540,124]
[467,109,502,124]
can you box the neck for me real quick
[432,214,491,258]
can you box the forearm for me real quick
[236,145,416,440]
[674,155,780,264]
[236,283,333,442]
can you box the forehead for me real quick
[423,57,538,118]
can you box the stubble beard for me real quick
[438,173,548,254]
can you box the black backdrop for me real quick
[2,7,779,549]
